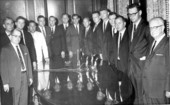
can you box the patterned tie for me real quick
[16,46,25,70]
[42,27,46,37]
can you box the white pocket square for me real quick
[156,54,163,56]
[140,56,146,61]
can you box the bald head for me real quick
[149,17,165,40]
[10,29,22,45]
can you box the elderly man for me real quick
[1,29,33,105]
[142,17,170,104]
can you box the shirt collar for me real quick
[119,28,126,37]
[155,33,165,45]
[134,18,141,28]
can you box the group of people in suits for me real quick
[0,2,169,105]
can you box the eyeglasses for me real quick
[127,11,138,17]
[150,25,163,30]
[11,35,22,38]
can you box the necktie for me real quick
[131,24,136,42]
[93,24,97,32]
[150,41,156,54]
[103,22,106,32]
[51,27,54,34]
[118,33,122,59]
[75,25,79,34]
[16,46,25,70]
[42,27,46,37]
[20,31,26,45]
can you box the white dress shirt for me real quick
[31,31,49,62]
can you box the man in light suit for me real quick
[142,17,170,105]
[0,29,33,105]
[36,15,51,57]
[66,14,84,68]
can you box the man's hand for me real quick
[3,84,9,92]
[166,91,170,98]
[33,62,37,70]
[61,51,65,58]
[29,78,33,86]
[69,51,73,58]
[45,58,50,64]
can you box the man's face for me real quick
[28,23,36,33]
[38,18,45,27]
[92,13,100,24]
[100,10,109,20]
[83,18,90,28]
[109,14,116,27]
[49,17,56,27]
[149,20,164,39]
[15,19,25,30]
[115,18,126,31]
[3,19,14,32]
[10,30,21,45]
[72,16,79,25]
[128,7,141,23]
[62,15,69,24]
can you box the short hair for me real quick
[109,12,118,17]
[49,16,57,20]
[83,17,90,21]
[149,17,164,25]
[115,15,127,23]
[28,20,37,26]
[37,15,45,21]
[16,16,25,22]
[3,17,14,24]
[100,8,110,13]
[62,13,70,18]
[127,3,141,11]
[92,11,100,15]
[72,14,79,19]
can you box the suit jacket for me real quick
[128,19,150,76]
[50,24,67,57]
[101,21,112,61]
[111,29,129,73]
[20,30,36,62]
[92,21,103,55]
[143,36,169,98]
[36,26,52,57]
[82,27,93,56]
[0,31,10,49]
[0,43,33,87]
[66,24,84,54]
[36,26,51,45]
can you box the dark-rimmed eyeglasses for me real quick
[11,35,22,38]
[127,11,138,17]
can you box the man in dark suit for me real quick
[100,8,112,61]
[127,3,151,104]
[111,16,132,103]
[50,15,67,69]
[66,14,84,68]
[91,11,103,58]
[15,16,36,66]
[0,17,14,49]
[36,15,51,57]
[49,14,70,88]
[0,29,33,105]
[142,17,170,105]
[82,17,93,56]
[108,12,118,63]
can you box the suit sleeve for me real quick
[25,46,33,79]
[0,48,10,85]
[165,41,170,91]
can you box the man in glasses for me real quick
[142,17,169,105]
[127,3,151,105]
[0,29,33,105]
